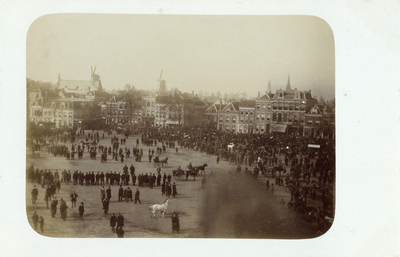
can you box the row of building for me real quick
[203,78,335,138]
[28,71,334,138]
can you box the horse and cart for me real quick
[153,156,168,168]
[172,163,207,181]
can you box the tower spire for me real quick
[285,73,291,91]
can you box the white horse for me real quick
[227,143,235,152]
[149,199,169,218]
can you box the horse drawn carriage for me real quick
[172,163,207,181]
[152,156,168,168]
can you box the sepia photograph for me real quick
[26,14,335,238]
[1,0,399,256]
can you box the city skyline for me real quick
[27,14,335,100]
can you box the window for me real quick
[308,120,313,125]
[240,111,244,115]
[250,117,253,123]
[261,113,265,120]
[295,105,300,111]
[316,120,320,125]
[284,106,288,111]
[147,102,150,107]
[232,116,236,122]
[250,111,253,116]
[226,116,230,122]
[261,125,265,131]
[256,114,260,120]
[256,104,260,109]
[232,126,236,131]
[263,104,266,109]
[277,113,282,122]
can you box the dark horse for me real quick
[194,163,207,176]
[160,157,168,167]
[185,169,199,181]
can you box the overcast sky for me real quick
[27,14,335,99]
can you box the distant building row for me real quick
[202,77,335,138]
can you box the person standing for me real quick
[134,188,141,204]
[118,185,124,202]
[271,183,274,196]
[117,213,124,229]
[31,185,38,205]
[106,186,112,200]
[78,202,84,219]
[32,212,39,230]
[172,182,178,198]
[60,198,68,220]
[116,227,124,238]
[266,178,270,190]
[51,198,58,218]
[126,187,133,202]
[70,191,78,208]
[161,182,166,195]
[100,186,106,202]
[110,213,117,233]
[39,216,44,234]
[171,212,180,233]
[103,198,109,214]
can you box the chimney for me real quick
[268,80,271,94]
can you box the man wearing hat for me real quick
[79,202,84,219]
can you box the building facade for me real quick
[238,100,256,134]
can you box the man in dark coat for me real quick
[172,182,178,198]
[116,227,124,238]
[134,188,141,204]
[110,213,117,232]
[103,198,109,214]
[118,185,124,201]
[78,202,84,219]
[39,216,44,233]
[126,187,133,202]
[31,185,38,205]
[106,186,112,200]
[32,211,39,230]
[51,198,58,217]
[60,198,68,220]
[117,213,124,228]
[171,212,180,233]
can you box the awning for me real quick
[270,124,287,133]
[308,144,320,148]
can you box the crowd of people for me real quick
[28,125,335,237]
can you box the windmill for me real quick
[157,69,166,96]
[91,65,100,81]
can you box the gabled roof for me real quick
[222,102,239,112]
[306,100,323,114]
[204,104,219,114]
[257,94,271,100]
[232,102,240,110]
